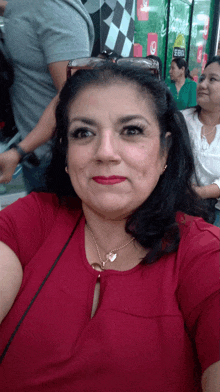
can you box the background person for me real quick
[0,0,94,192]
[168,57,197,110]
[182,56,220,227]
[0,64,219,391]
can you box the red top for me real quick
[0,192,219,392]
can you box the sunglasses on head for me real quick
[67,56,160,79]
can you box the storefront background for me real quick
[83,0,219,80]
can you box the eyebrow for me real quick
[201,73,220,78]
[209,73,220,78]
[118,115,151,125]
[69,117,96,126]
[69,115,151,126]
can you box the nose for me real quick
[94,130,121,163]
[198,78,208,88]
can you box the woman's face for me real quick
[197,62,220,110]
[169,61,184,82]
[66,82,168,219]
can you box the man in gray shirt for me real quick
[0,0,94,191]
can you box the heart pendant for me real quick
[106,252,117,262]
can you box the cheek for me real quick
[67,146,87,170]
[132,144,164,176]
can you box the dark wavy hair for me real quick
[44,63,211,264]
[171,57,193,80]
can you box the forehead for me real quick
[204,62,220,76]
[68,81,157,120]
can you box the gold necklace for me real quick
[87,224,135,271]
[202,125,216,138]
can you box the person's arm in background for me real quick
[0,0,94,184]
[0,62,68,183]
[0,241,23,324]
[0,0,7,15]
[193,183,220,199]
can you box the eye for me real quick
[198,75,205,83]
[121,125,144,136]
[210,77,218,82]
[69,128,94,139]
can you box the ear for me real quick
[160,132,171,174]
[181,66,185,75]
[65,166,68,174]
[164,131,172,155]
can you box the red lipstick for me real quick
[92,176,126,185]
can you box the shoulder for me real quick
[175,212,219,305]
[36,0,92,21]
[185,78,197,86]
[166,80,174,89]
[0,192,60,227]
[176,212,220,254]
[181,107,197,122]
[0,192,82,222]
[0,192,83,263]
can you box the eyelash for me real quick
[199,76,218,83]
[121,125,144,136]
[69,128,94,139]
[69,125,144,140]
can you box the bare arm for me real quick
[193,183,220,199]
[0,0,7,16]
[18,61,70,153]
[0,60,71,183]
[202,361,220,392]
[0,241,23,324]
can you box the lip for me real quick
[92,176,127,185]
[197,91,208,96]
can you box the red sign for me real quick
[133,43,143,57]
[203,16,209,40]
[197,45,203,63]
[137,0,149,21]
[147,33,158,56]
[202,53,208,73]
[193,76,198,83]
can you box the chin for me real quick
[85,197,136,220]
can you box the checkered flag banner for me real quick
[83,0,135,57]
[101,0,135,57]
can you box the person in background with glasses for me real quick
[182,56,220,227]
[168,57,197,110]
[0,63,219,391]
[0,0,94,193]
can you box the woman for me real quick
[168,57,197,110]
[182,56,220,227]
[0,64,219,391]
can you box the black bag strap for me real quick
[0,211,83,364]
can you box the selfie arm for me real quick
[0,241,23,324]
[202,361,220,392]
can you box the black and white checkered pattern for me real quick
[103,0,135,57]
[83,0,135,57]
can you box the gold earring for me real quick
[163,164,167,173]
